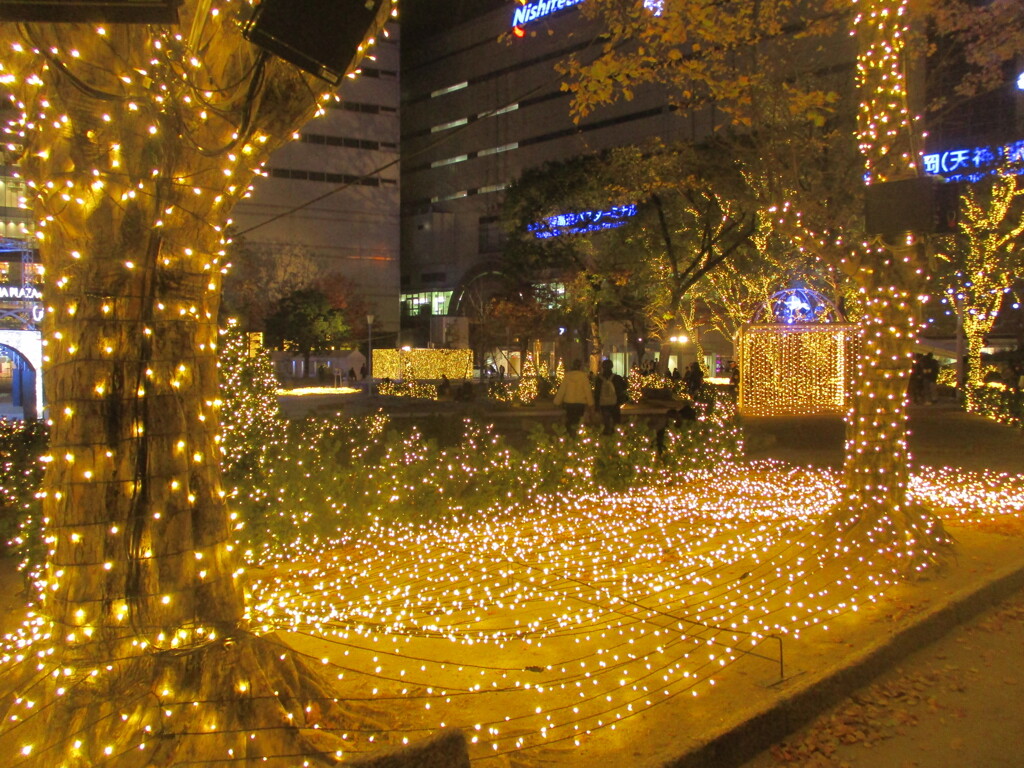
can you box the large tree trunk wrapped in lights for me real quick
[0,3,397,765]
[843,0,950,566]
[840,270,947,566]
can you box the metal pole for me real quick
[366,313,374,390]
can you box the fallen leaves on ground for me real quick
[769,591,1024,766]
[769,666,970,765]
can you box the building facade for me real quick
[400,3,699,324]
[400,2,772,371]
[231,21,402,342]
[0,167,43,417]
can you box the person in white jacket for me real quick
[553,359,594,435]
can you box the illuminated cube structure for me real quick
[738,288,860,416]
[374,347,473,380]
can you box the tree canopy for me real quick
[264,287,352,366]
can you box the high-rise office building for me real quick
[399,2,748,345]
[232,22,402,340]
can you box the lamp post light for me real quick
[669,334,688,373]
[366,314,374,390]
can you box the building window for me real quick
[431,154,469,168]
[300,133,391,151]
[478,218,504,254]
[477,183,509,195]
[401,290,453,318]
[431,117,469,133]
[268,168,385,187]
[431,190,468,202]
[478,142,518,157]
[431,81,468,98]
[479,103,519,118]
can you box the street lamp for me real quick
[366,314,374,388]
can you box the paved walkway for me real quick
[740,586,1024,768]
[744,401,1024,475]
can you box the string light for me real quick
[374,349,474,382]
[0,0,397,763]
[739,325,859,416]
[936,170,1024,406]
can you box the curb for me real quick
[664,560,1024,768]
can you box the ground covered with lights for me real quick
[1,424,1023,765]
[225,460,1024,766]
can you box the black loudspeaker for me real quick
[243,0,384,85]
[864,176,960,238]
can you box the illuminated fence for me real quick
[739,324,860,416]
[374,348,473,381]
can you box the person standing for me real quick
[553,359,594,435]
[920,352,940,404]
[684,361,704,396]
[593,358,627,435]
[727,360,740,401]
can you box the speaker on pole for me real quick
[243,0,385,85]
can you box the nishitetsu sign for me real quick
[511,0,661,28]
[511,0,584,28]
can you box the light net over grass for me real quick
[244,461,1024,764]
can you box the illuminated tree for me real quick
[936,170,1024,401]
[559,0,959,563]
[697,241,785,351]
[0,2,395,765]
[218,322,282,474]
[837,0,956,566]
[517,351,539,404]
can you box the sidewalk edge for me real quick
[662,561,1024,768]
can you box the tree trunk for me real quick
[842,1,951,567]
[0,5,396,765]
[839,276,947,560]
[963,323,987,407]
[589,317,603,371]
[41,195,242,668]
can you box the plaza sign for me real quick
[923,139,1024,183]
[0,284,41,300]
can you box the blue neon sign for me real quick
[511,0,584,28]
[511,0,661,29]
[923,140,1024,183]
[528,205,638,238]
